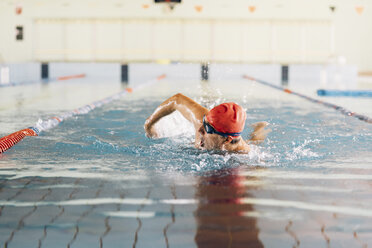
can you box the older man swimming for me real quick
[144,93,270,153]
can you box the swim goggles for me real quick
[203,115,241,138]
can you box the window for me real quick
[16,26,23,41]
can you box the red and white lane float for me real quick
[0,73,87,87]
[243,75,372,124]
[0,74,166,154]
[0,128,38,153]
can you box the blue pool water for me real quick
[1,79,372,247]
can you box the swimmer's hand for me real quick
[144,119,160,138]
[248,121,271,144]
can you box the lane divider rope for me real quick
[317,89,372,97]
[57,74,86,81]
[243,75,372,124]
[0,74,166,154]
[0,73,87,87]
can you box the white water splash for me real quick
[153,110,195,138]
[286,139,320,161]
[248,145,274,165]
[34,118,60,132]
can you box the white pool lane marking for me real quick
[1,197,372,218]
[1,169,372,181]
[239,170,372,180]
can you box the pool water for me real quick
[1,79,372,247]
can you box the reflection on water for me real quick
[194,168,264,248]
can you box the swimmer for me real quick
[144,93,270,153]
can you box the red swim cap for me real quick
[206,102,246,136]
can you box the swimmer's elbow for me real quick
[171,93,186,102]
[174,93,185,97]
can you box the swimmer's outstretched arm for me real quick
[144,93,208,138]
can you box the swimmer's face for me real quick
[198,125,226,150]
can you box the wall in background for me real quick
[0,0,371,71]
[32,18,332,64]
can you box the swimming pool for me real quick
[1,77,372,247]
